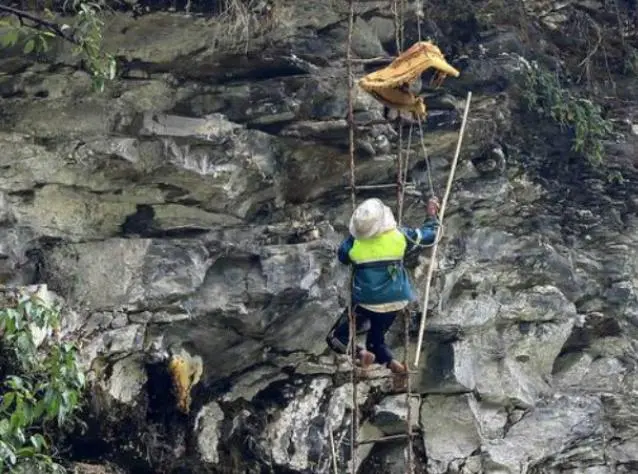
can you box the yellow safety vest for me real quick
[348,229,406,264]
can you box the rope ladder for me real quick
[341,0,472,472]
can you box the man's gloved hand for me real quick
[426,196,440,217]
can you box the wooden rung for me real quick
[344,183,415,190]
[351,119,392,126]
[349,371,420,382]
[356,432,419,445]
[350,118,424,127]
[352,369,420,376]
[350,57,393,64]
[369,370,420,378]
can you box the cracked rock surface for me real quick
[2,0,638,472]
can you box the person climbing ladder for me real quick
[326,195,440,375]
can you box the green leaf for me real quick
[0,419,10,437]
[7,376,25,391]
[31,400,46,421]
[10,410,24,432]
[108,58,117,80]
[0,29,18,48]
[92,76,105,93]
[29,434,47,452]
[16,446,35,457]
[56,404,67,427]
[61,390,70,408]
[46,396,60,420]
[0,440,17,465]
[1,392,15,411]
[2,307,19,320]
[14,427,26,445]
[36,35,49,53]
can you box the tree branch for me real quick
[0,4,79,45]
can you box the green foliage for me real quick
[0,1,116,92]
[72,2,116,92]
[0,17,56,54]
[521,62,613,166]
[0,291,86,473]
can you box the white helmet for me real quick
[348,198,397,239]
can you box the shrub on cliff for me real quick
[0,1,115,92]
[0,289,86,473]
[521,62,614,166]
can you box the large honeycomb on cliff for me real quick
[167,349,203,414]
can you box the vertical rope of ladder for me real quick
[403,306,414,474]
[391,2,415,474]
[398,122,414,224]
[346,2,356,212]
[392,0,404,226]
[345,2,358,474]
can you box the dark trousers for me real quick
[326,305,398,366]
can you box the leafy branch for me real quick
[0,4,77,44]
[521,62,613,166]
[0,2,116,91]
[0,290,87,473]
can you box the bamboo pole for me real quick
[345,3,358,474]
[412,91,472,368]
[328,421,339,474]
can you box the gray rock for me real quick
[450,318,573,407]
[461,455,482,474]
[420,394,482,474]
[371,394,420,435]
[99,354,148,405]
[264,377,333,472]
[43,238,210,310]
[415,284,575,406]
[483,394,605,473]
[138,112,241,141]
[554,353,628,393]
[71,462,127,474]
[80,324,146,368]
[110,312,129,329]
[221,366,288,403]
[194,401,225,465]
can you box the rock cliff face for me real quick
[2,0,638,473]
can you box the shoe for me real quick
[388,359,407,374]
[358,350,376,369]
[388,360,408,391]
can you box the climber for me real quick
[326,195,440,375]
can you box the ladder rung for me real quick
[351,119,392,126]
[344,183,416,190]
[370,370,420,378]
[350,56,394,64]
[351,118,422,127]
[348,369,420,377]
[356,431,419,445]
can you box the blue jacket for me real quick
[337,218,439,306]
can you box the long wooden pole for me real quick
[345,2,359,474]
[328,421,339,474]
[412,91,472,368]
